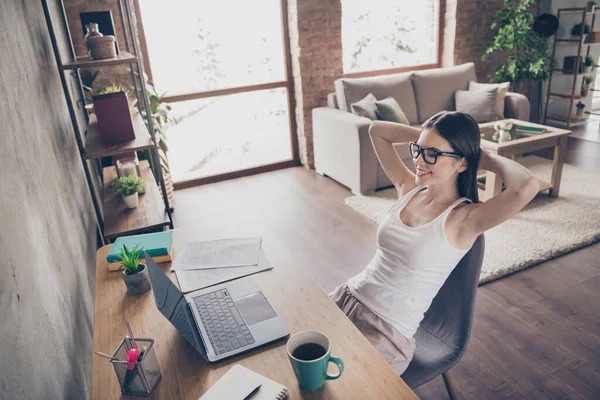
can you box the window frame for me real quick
[341,0,443,78]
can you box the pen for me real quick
[243,384,262,400]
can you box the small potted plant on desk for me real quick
[118,244,151,295]
[113,175,145,209]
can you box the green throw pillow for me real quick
[375,97,410,125]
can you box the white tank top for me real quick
[347,185,473,338]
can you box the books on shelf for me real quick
[107,230,173,271]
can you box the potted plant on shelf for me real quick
[117,244,151,295]
[113,175,145,209]
[588,1,597,12]
[584,56,595,73]
[576,101,586,117]
[571,23,591,41]
[582,76,593,96]
[93,84,136,145]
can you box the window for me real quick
[341,0,440,74]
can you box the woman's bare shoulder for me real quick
[397,182,419,198]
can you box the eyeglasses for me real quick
[409,142,463,165]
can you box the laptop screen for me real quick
[145,253,205,355]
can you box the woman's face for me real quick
[412,128,467,186]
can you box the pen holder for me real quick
[110,338,161,396]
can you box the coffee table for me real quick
[478,119,571,202]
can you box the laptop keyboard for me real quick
[193,289,255,356]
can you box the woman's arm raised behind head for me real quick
[368,121,421,195]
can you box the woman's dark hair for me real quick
[422,111,481,203]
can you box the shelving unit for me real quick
[41,0,173,244]
[544,6,599,128]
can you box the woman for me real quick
[330,111,540,375]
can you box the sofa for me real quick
[312,62,531,195]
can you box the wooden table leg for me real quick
[549,136,568,197]
[483,170,503,201]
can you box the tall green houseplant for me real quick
[483,0,554,94]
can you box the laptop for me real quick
[145,253,290,362]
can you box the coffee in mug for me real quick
[286,331,344,391]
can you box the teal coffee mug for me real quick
[286,331,344,391]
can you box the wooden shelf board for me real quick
[546,117,588,127]
[83,112,154,159]
[61,52,137,70]
[549,92,582,99]
[102,160,170,240]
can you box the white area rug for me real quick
[345,156,600,284]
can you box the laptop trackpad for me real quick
[234,292,276,326]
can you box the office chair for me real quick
[401,234,485,400]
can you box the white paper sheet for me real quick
[175,250,273,293]
[171,237,262,271]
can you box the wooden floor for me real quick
[172,137,600,399]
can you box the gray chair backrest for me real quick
[420,234,485,350]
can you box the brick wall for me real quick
[453,0,506,82]
[287,0,342,168]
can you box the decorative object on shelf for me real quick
[93,89,136,144]
[88,35,117,60]
[113,175,145,209]
[97,83,137,111]
[80,11,119,54]
[483,0,554,94]
[571,22,591,41]
[116,244,151,295]
[116,156,140,178]
[492,120,513,142]
[587,1,597,12]
[533,13,559,37]
[563,56,584,74]
[84,22,103,57]
[575,101,586,117]
[582,76,593,96]
[584,56,595,73]
[585,31,600,43]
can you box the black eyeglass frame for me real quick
[408,142,464,165]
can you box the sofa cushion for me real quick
[469,81,510,119]
[412,63,477,123]
[375,97,410,124]
[350,93,378,120]
[455,87,499,123]
[334,72,419,124]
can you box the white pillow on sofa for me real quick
[468,81,510,119]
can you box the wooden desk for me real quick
[91,225,418,399]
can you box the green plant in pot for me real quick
[584,56,595,73]
[571,23,591,40]
[582,76,593,97]
[113,175,145,209]
[483,0,554,94]
[97,83,137,111]
[117,244,151,295]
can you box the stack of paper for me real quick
[172,237,272,293]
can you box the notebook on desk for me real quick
[199,364,288,400]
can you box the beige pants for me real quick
[329,284,416,375]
